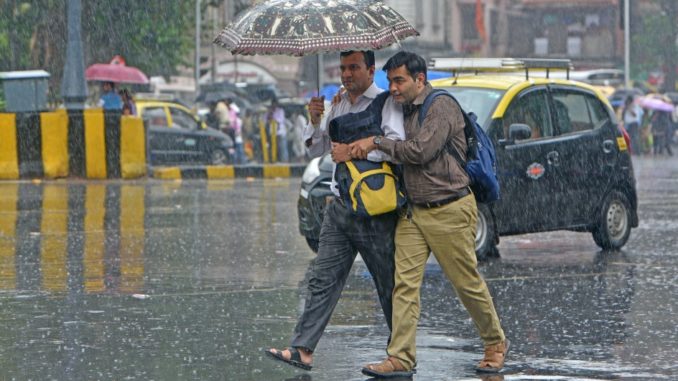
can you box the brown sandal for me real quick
[476,339,510,373]
[361,356,414,379]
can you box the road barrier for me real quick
[0,109,146,180]
[82,110,146,179]
[150,163,306,180]
[1,109,306,180]
[0,110,69,179]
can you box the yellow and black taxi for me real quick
[136,98,234,165]
[297,58,638,260]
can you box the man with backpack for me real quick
[350,51,508,377]
[264,50,405,371]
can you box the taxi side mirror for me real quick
[499,123,532,146]
[508,123,532,141]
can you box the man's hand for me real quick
[308,96,325,126]
[349,136,377,160]
[331,142,352,163]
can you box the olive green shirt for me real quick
[377,84,470,204]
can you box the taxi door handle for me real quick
[546,151,560,166]
[602,140,614,154]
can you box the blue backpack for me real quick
[418,89,500,203]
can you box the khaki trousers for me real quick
[387,194,505,369]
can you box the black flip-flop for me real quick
[264,347,313,371]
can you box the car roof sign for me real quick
[430,58,573,80]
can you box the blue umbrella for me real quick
[319,84,341,100]
[303,83,341,100]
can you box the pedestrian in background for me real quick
[351,51,508,377]
[216,98,233,140]
[229,100,246,164]
[98,81,122,110]
[205,101,220,130]
[288,108,308,161]
[267,98,288,162]
[119,88,136,116]
[622,95,642,154]
[671,103,678,147]
[651,109,673,156]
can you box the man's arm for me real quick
[364,96,405,162]
[352,97,462,164]
[303,96,332,158]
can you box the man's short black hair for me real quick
[382,51,427,80]
[340,50,375,68]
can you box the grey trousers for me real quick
[290,198,397,352]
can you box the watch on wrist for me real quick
[373,136,383,146]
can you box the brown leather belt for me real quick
[414,187,471,209]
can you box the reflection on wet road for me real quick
[0,156,676,381]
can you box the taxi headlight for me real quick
[302,157,322,184]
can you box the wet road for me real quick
[0,155,676,381]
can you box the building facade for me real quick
[183,0,647,97]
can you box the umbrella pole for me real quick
[317,54,324,98]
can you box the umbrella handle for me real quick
[391,28,403,50]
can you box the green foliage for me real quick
[82,0,195,79]
[631,0,678,91]
[0,1,196,95]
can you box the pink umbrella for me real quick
[637,96,674,112]
[85,55,149,84]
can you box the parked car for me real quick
[137,99,234,166]
[298,58,639,260]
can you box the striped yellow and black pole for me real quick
[0,110,69,179]
[0,109,145,179]
[83,109,146,179]
[259,118,269,164]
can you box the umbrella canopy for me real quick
[85,55,149,84]
[637,95,674,112]
[214,0,418,56]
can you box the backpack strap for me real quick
[418,89,452,126]
[368,91,391,117]
[417,89,475,166]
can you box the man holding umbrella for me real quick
[212,0,418,372]
[265,50,405,371]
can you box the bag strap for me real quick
[418,89,472,167]
[371,91,391,112]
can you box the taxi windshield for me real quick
[440,87,504,129]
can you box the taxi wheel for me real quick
[476,203,499,261]
[592,191,632,250]
[210,149,228,165]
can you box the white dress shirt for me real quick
[303,83,405,197]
